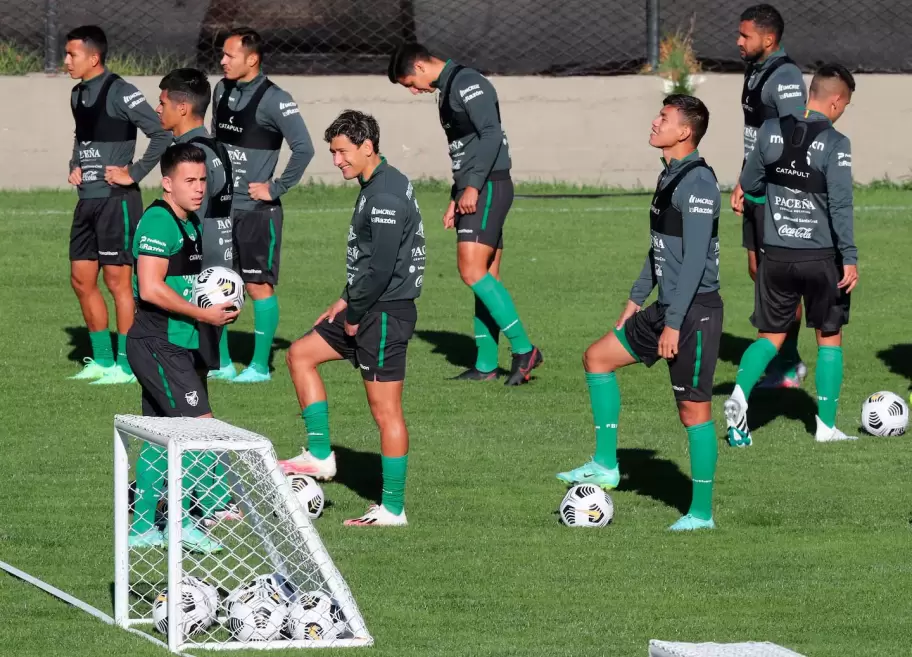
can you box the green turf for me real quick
[1,184,911,657]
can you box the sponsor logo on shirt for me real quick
[778,224,814,239]
[770,134,783,144]
[459,84,483,102]
[838,152,852,167]
[774,196,815,211]
[688,195,714,206]
[775,161,810,178]
[79,148,101,160]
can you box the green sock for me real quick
[815,346,844,428]
[586,371,621,469]
[470,274,532,355]
[194,451,232,515]
[734,337,779,398]
[218,326,232,369]
[303,401,332,460]
[686,421,717,521]
[473,295,500,373]
[250,296,279,373]
[131,443,167,534]
[89,330,114,367]
[117,333,132,374]
[381,454,408,515]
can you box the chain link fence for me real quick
[3,1,912,75]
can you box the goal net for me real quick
[113,414,373,651]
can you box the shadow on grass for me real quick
[616,447,691,514]
[714,381,817,435]
[877,344,912,390]
[414,329,475,370]
[330,445,382,504]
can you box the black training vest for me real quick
[650,159,719,238]
[764,116,829,194]
[214,79,283,150]
[72,73,137,143]
[438,65,502,143]
[742,56,796,129]
[188,136,234,220]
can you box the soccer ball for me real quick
[286,591,347,641]
[152,578,217,637]
[559,484,614,527]
[861,391,909,436]
[227,573,298,607]
[226,583,289,642]
[193,266,245,312]
[184,575,220,615]
[288,474,325,519]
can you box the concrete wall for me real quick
[0,73,906,191]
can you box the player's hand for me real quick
[657,326,680,360]
[344,321,358,337]
[104,165,134,186]
[314,298,348,326]
[730,183,744,216]
[248,182,273,202]
[442,201,456,229]
[616,300,641,329]
[68,167,82,186]
[837,264,859,294]
[457,186,479,215]
[198,302,240,326]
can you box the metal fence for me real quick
[4,0,912,76]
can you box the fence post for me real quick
[44,0,59,73]
[646,0,660,70]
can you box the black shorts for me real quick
[196,324,223,371]
[752,253,850,334]
[69,188,143,265]
[312,302,417,382]
[233,204,283,285]
[741,198,765,252]
[454,178,513,250]
[617,293,723,402]
[127,336,212,417]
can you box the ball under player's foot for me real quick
[201,503,244,528]
[504,346,544,386]
[208,364,238,381]
[724,394,753,447]
[814,416,859,443]
[278,450,337,480]
[450,366,501,381]
[555,460,621,490]
[68,357,115,381]
[165,525,224,554]
[231,365,271,384]
[128,528,165,549]
[668,514,716,531]
[89,364,137,385]
[343,504,407,527]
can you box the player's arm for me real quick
[827,136,858,289]
[261,88,315,199]
[460,73,505,191]
[210,81,224,136]
[110,81,172,184]
[629,254,656,306]
[344,194,408,325]
[739,121,769,198]
[137,256,237,326]
[764,65,807,118]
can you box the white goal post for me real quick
[113,414,373,651]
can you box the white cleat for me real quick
[724,393,753,447]
[278,450,337,480]
[815,416,859,443]
[343,504,407,527]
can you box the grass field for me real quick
[1,184,911,657]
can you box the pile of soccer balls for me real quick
[152,573,349,642]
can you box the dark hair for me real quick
[387,42,433,83]
[226,27,263,61]
[161,143,207,177]
[740,4,785,42]
[65,25,108,64]
[663,94,710,146]
[324,109,381,152]
[159,68,211,118]
[810,63,856,95]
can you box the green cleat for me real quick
[231,366,271,384]
[165,526,224,554]
[208,364,237,381]
[89,365,137,385]
[68,358,114,381]
[668,514,716,531]
[556,460,621,489]
[128,529,165,549]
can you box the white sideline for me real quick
[0,559,196,657]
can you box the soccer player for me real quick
[387,43,543,385]
[126,143,239,551]
[212,27,315,383]
[278,110,424,527]
[556,95,722,532]
[64,25,171,384]
[732,5,808,389]
[725,64,859,446]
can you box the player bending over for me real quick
[126,144,238,552]
[725,64,859,446]
[557,95,722,532]
[278,111,425,526]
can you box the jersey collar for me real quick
[175,125,209,143]
[431,59,454,90]
[235,72,265,90]
[661,148,700,172]
[359,156,388,187]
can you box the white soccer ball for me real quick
[184,575,220,615]
[192,266,245,312]
[862,391,909,436]
[152,578,216,637]
[286,591,347,641]
[559,484,614,528]
[288,474,325,519]
[226,585,289,642]
[227,573,297,607]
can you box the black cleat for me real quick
[450,367,501,381]
[505,346,543,386]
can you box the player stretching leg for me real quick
[557,96,722,531]
[388,43,543,385]
[726,65,859,446]
[126,144,238,551]
[278,111,424,526]
[731,5,808,389]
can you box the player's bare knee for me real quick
[286,339,314,372]
[583,345,615,374]
[71,271,97,297]
[458,263,486,287]
[677,401,710,427]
